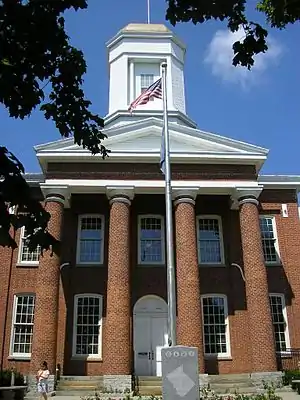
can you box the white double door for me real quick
[134,314,168,376]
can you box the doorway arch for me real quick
[133,295,168,376]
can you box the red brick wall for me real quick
[0,228,38,376]
[0,188,300,376]
[46,163,257,181]
[261,190,300,352]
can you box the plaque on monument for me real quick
[161,346,199,400]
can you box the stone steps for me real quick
[136,373,287,396]
[138,386,162,396]
[136,376,162,396]
[55,376,104,397]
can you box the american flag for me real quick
[128,78,162,112]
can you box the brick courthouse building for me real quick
[1,23,300,391]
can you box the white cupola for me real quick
[105,23,195,128]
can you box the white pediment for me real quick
[35,117,268,157]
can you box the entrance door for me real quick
[133,296,168,376]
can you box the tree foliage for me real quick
[0,0,109,250]
[166,0,299,69]
[0,0,298,250]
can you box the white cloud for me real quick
[204,27,283,88]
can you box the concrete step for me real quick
[211,382,253,389]
[56,390,98,396]
[211,386,256,394]
[138,380,162,386]
[59,376,102,381]
[209,374,251,382]
[138,376,162,381]
[57,385,99,391]
[138,386,162,396]
[58,381,101,387]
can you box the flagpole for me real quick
[161,62,177,346]
[147,0,150,23]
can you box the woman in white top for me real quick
[36,361,50,400]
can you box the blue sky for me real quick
[1,0,299,174]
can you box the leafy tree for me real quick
[1,0,297,250]
[0,0,109,250]
[166,0,299,68]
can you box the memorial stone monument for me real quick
[162,346,200,400]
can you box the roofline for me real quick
[17,173,300,192]
[106,28,186,52]
[258,175,300,192]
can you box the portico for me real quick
[28,172,281,382]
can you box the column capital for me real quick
[173,188,198,207]
[106,186,135,206]
[40,185,70,208]
[231,186,264,209]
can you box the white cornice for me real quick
[106,29,186,53]
[42,179,262,197]
[258,175,300,190]
[103,110,197,129]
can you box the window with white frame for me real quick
[138,215,164,264]
[18,227,41,264]
[269,294,290,353]
[259,216,280,263]
[201,295,230,357]
[77,215,104,264]
[73,294,103,358]
[197,216,224,264]
[10,294,35,357]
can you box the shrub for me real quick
[282,370,300,388]
[0,369,24,387]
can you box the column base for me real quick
[102,375,132,393]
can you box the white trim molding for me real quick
[42,179,264,197]
[72,293,103,360]
[196,215,225,266]
[201,294,231,359]
[76,214,105,266]
[137,214,165,265]
[269,293,291,355]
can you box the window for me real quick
[197,216,224,264]
[269,294,290,353]
[201,295,231,357]
[260,216,280,263]
[73,294,103,358]
[138,215,164,264]
[76,215,104,264]
[141,74,154,94]
[10,294,35,357]
[18,227,41,264]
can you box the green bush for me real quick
[0,369,24,387]
[282,370,300,387]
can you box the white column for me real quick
[129,59,135,103]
